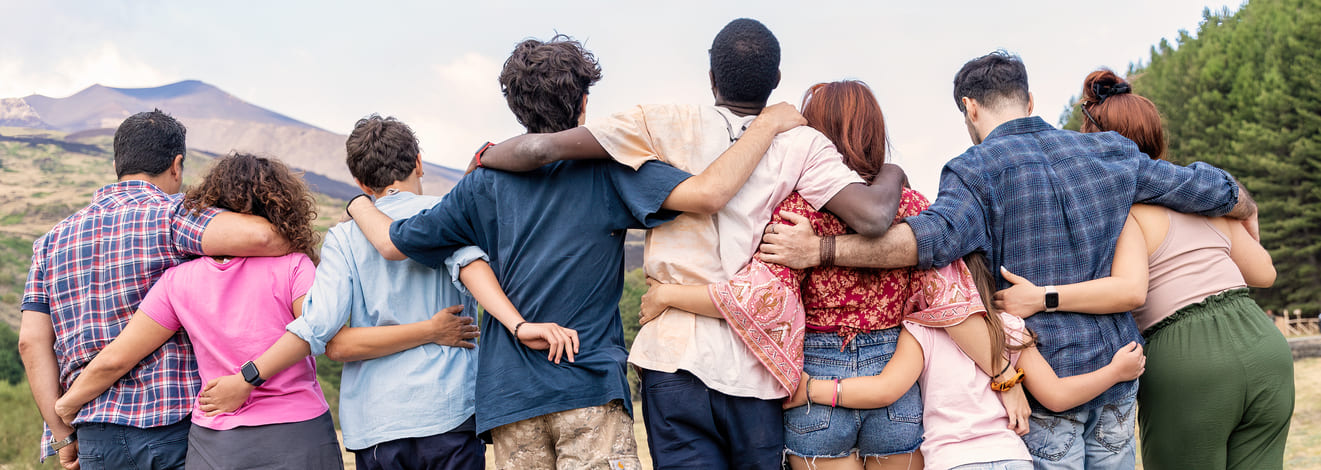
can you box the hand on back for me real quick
[751,102,808,134]
[515,322,579,364]
[1106,341,1146,382]
[428,305,479,349]
[994,267,1044,319]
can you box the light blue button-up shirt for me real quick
[287,191,485,450]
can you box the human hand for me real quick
[993,267,1044,319]
[639,279,671,326]
[57,438,79,470]
[515,322,580,364]
[54,396,80,427]
[752,102,807,134]
[428,305,479,349]
[758,211,820,270]
[1107,341,1146,382]
[1242,211,1260,242]
[999,384,1031,436]
[782,373,811,409]
[198,374,254,416]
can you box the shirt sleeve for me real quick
[444,246,489,297]
[137,270,182,331]
[605,160,691,229]
[584,105,671,170]
[1134,158,1239,217]
[287,232,355,356]
[168,198,223,257]
[21,237,49,313]
[905,164,991,269]
[794,131,866,210]
[290,253,317,300]
[390,173,484,269]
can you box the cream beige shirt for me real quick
[586,104,862,399]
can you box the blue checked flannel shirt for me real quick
[906,117,1239,412]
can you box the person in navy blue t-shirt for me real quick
[347,35,806,468]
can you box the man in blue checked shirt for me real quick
[759,50,1256,470]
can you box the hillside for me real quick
[0,127,348,329]
[0,81,462,196]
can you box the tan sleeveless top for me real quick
[1131,210,1246,331]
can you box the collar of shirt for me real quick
[984,116,1053,141]
[92,180,169,202]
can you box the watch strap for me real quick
[49,431,76,452]
[241,360,266,387]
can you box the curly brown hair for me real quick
[499,34,602,133]
[184,153,320,263]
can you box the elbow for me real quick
[690,189,725,215]
[850,216,892,238]
[1040,396,1074,413]
[381,246,408,261]
[323,342,351,363]
[1120,289,1147,312]
[16,334,47,365]
[1247,268,1276,288]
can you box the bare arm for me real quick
[660,102,806,214]
[53,313,176,424]
[758,216,917,270]
[200,212,292,257]
[784,329,924,409]
[1224,214,1275,287]
[1020,342,1145,412]
[993,213,1150,318]
[819,164,907,236]
[459,259,579,363]
[325,304,476,362]
[17,311,77,445]
[346,197,407,261]
[639,282,723,326]
[1224,181,1258,223]
[476,127,611,172]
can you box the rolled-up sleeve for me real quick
[443,246,489,296]
[1135,159,1238,217]
[287,232,355,356]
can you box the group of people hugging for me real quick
[20,17,1293,470]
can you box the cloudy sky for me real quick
[0,0,1239,194]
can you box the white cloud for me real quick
[0,43,176,99]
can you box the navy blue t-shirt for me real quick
[389,159,690,437]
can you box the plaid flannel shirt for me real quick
[22,180,220,458]
[906,117,1238,412]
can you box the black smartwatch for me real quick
[241,361,266,387]
[1044,286,1059,313]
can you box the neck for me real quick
[371,179,420,199]
[714,98,765,117]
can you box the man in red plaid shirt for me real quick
[18,110,292,469]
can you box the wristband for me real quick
[832,378,841,407]
[513,321,528,339]
[49,431,76,452]
[345,193,370,219]
[474,141,495,168]
[820,235,836,267]
[991,367,1026,392]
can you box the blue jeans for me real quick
[952,460,1035,470]
[640,368,783,470]
[355,415,483,470]
[75,419,190,470]
[1022,395,1138,470]
[784,329,923,458]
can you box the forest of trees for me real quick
[1060,0,1321,313]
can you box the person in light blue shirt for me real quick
[196,115,577,470]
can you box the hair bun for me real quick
[1082,69,1131,105]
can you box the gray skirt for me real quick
[185,411,344,470]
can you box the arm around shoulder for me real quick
[201,211,291,257]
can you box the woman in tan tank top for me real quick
[992,70,1293,470]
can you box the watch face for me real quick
[1045,292,1060,309]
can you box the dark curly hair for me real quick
[185,153,320,263]
[710,18,781,105]
[345,115,420,191]
[499,34,602,133]
[114,109,187,178]
[952,50,1030,113]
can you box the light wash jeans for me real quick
[952,459,1035,470]
[1021,395,1138,470]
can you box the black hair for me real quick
[952,50,1030,113]
[113,109,187,178]
[709,18,781,104]
[499,34,602,133]
[344,115,420,192]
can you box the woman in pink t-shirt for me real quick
[55,153,342,469]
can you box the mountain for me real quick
[0,80,462,197]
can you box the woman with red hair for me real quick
[642,80,1034,470]
[996,69,1292,470]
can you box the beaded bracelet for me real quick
[513,321,528,339]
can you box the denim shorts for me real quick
[783,328,923,458]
